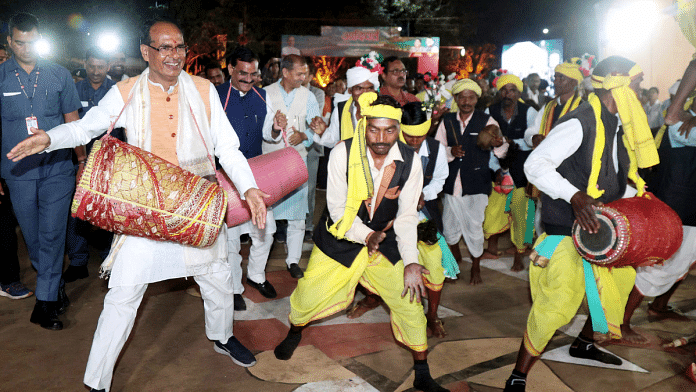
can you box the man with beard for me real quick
[217,46,276,311]
[484,75,537,271]
[435,79,503,285]
[504,56,656,391]
[274,92,448,392]
[107,50,128,81]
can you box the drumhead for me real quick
[572,206,630,266]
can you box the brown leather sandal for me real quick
[427,318,446,338]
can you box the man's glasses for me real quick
[145,44,188,56]
[387,69,408,75]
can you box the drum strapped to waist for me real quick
[572,193,683,268]
[216,147,308,227]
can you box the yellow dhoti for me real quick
[483,186,511,238]
[289,246,428,352]
[418,241,445,291]
[523,234,636,356]
[509,187,534,252]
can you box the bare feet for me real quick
[511,252,525,272]
[427,318,447,338]
[470,265,482,285]
[620,324,649,344]
[647,303,691,322]
[346,295,381,319]
[481,249,501,259]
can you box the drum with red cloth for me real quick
[72,135,227,248]
[572,193,683,268]
[216,147,308,227]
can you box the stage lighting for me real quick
[97,32,121,53]
[605,0,659,51]
[543,28,549,34]
[35,38,50,57]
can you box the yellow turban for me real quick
[327,92,402,240]
[677,0,696,49]
[555,61,584,85]
[401,120,431,137]
[495,74,523,92]
[451,79,482,97]
[584,73,658,199]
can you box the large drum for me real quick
[216,147,308,227]
[72,135,227,248]
[572,193,683,268]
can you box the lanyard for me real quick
[15,66,40,116]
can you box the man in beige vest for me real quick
[262,54,323,280]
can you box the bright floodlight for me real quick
[98,32,121,53]
[542,28,549,34]
[397,26,402,31]
[460,48,466,56]
[605,0,659,51]
[35,38,50,57]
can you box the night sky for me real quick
[0,0,599,62]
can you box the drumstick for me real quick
[663,333,696,348]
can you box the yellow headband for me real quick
[400,120,432,143]
[451,79,481,97]
[496,74,523,92]
[358,92,402,120]
[555,62,583,85]
[591,63,643,89]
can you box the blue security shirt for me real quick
[75,77,118,154]
[0,57,82,179]
[75,77,116,118]
[216,81,267,159]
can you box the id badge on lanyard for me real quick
[26,116,38,135]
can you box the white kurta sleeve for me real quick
[209,85,258,198]
[524,118,583,203]
[45,85,126,151]
[261,90,282,143]
[524,102,546,148]
[422,142,448,201]
[395,150,423,266]
[314,105,340,148]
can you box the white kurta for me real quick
[44,76,258,287]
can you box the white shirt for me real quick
[315,100,357,148]
[485,104,538,151]
[45,76,258,287]
[524,116,621,204]
[524,98,561,148]
[417,140,448,201]
[327,141,423,266]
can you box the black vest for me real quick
[540,102,629,234]
[649,134,696,226]
[442,111,492,196]
[313,139,415,267]
[421,137,443,231]
[489,101,533,187]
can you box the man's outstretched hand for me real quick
[402,263,429,303]
[7,128,50,162]
[244,188,270,229]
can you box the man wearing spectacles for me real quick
[217,46,277,311]
[379,56,420,107]
[8,18,269,391]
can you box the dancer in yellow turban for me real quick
[503,56,656,392]
[274,92,449,392]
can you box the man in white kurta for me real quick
[261,54,321,278]
[8,21,268,392]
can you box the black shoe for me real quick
[63,265,88,283]
[56,285,70,315]
[303,230,313,242]
[274,230,286,244]
[30,300,63,330]
[413,374,449,392]
[90,389,106,392]
[503,377,526,392]
[240,234,251,244]
[214,336,256,367]
[569,337,622,365]
[246,278,277,298]
[234,294,247,311]
[287,263,304,279]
